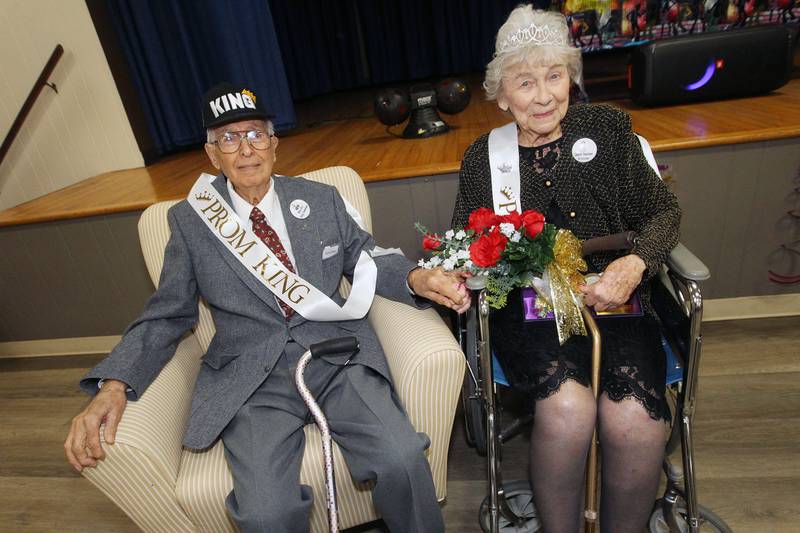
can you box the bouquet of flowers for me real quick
[417,207,589,343]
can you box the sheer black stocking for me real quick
[529,381,596,533]
[529,386,667,533]
[598,395,668,533]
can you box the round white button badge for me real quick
[571,138,597,163]
[290,199,310,219]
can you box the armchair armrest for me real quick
[367,296,465,499]
[666,242,710,281]
[81,334,203,533]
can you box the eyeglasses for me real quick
[212,129,272,154]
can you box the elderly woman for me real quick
[452,6,680,533]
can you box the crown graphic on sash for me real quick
[498,23,567,53]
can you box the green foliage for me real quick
[485,274,518,309]
[503,223,557,277]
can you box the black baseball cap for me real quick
[202,82,273,129]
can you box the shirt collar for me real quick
[225,175,276,221]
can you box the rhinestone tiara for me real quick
[497,22,567,53]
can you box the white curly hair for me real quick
[484,6,583,101]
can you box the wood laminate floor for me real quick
[1,317,798,532]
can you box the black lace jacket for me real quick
[452,103,681,282]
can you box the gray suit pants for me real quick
[220,341,444,533]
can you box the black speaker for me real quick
[629,25,796,106]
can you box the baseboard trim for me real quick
[0,335,121,359]
[703,294,800,321]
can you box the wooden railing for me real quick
[0,44,64,168]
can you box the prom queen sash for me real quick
[188,173,377,321]
[488,122,521,215]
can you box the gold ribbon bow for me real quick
[546,229,588,345]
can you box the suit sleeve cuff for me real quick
[97,378,133,394]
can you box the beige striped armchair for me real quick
[82,166,465,532]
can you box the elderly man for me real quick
[64,82,469,533]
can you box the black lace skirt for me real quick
[489,287,671,422]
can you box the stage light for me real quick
[373,88,410,126]
[374,79,471,139]
[435,78,471,115]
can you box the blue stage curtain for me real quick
[106,0,296,155]
[268,0,522,98]
[353,0,522,84]
[269,0,369,100]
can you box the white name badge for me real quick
[290,199,310,219]
[571,138,597,163]
[188,174,376,321]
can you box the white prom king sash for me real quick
[188,173,377,321]
[488,122,521,215]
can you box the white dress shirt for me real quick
[226,174,412,295]
[227,177,297,269]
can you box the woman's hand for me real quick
[580,254,646,312]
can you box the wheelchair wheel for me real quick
[462,377,487,455]
[461,305,488,455]
[664,384,682,455]
[649,498,733,533]
[479,480,542,532]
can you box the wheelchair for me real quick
[456,242,734,533]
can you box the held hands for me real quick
[408,267,472,314]
[64,379,128,472]
[580,254,646,312]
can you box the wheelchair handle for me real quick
[310,336,360,359]
[581,231,637,257]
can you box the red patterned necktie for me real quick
[250,206,295,318]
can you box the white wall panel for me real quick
[0,0,143,211]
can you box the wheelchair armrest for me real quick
[666,242,710,282]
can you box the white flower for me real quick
[442,258,456,270]
[429,256,442,267]
[456,249,471,260]
[509,231,521,243]
[418,258,427,268]
[499,222,516,238]
[445,229,455,239]
[455,230,466,240]
[464,260,474,269]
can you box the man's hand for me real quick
[580,254,646,312]
[407,267,472,314]
[65,380,128,472]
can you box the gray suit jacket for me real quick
[81,174,426,449]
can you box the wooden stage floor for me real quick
[1,79,800,228]
[1,316,798,532]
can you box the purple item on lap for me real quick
[522,288,556,321]
[521,287,643,322]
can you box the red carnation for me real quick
[467,207,500,234]
[422,234,443,251]
[499,210,523,230]
[469,227,508,267]
[521,210,545,238]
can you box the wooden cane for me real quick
[581,306,602,533]
[578,231,637,531]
